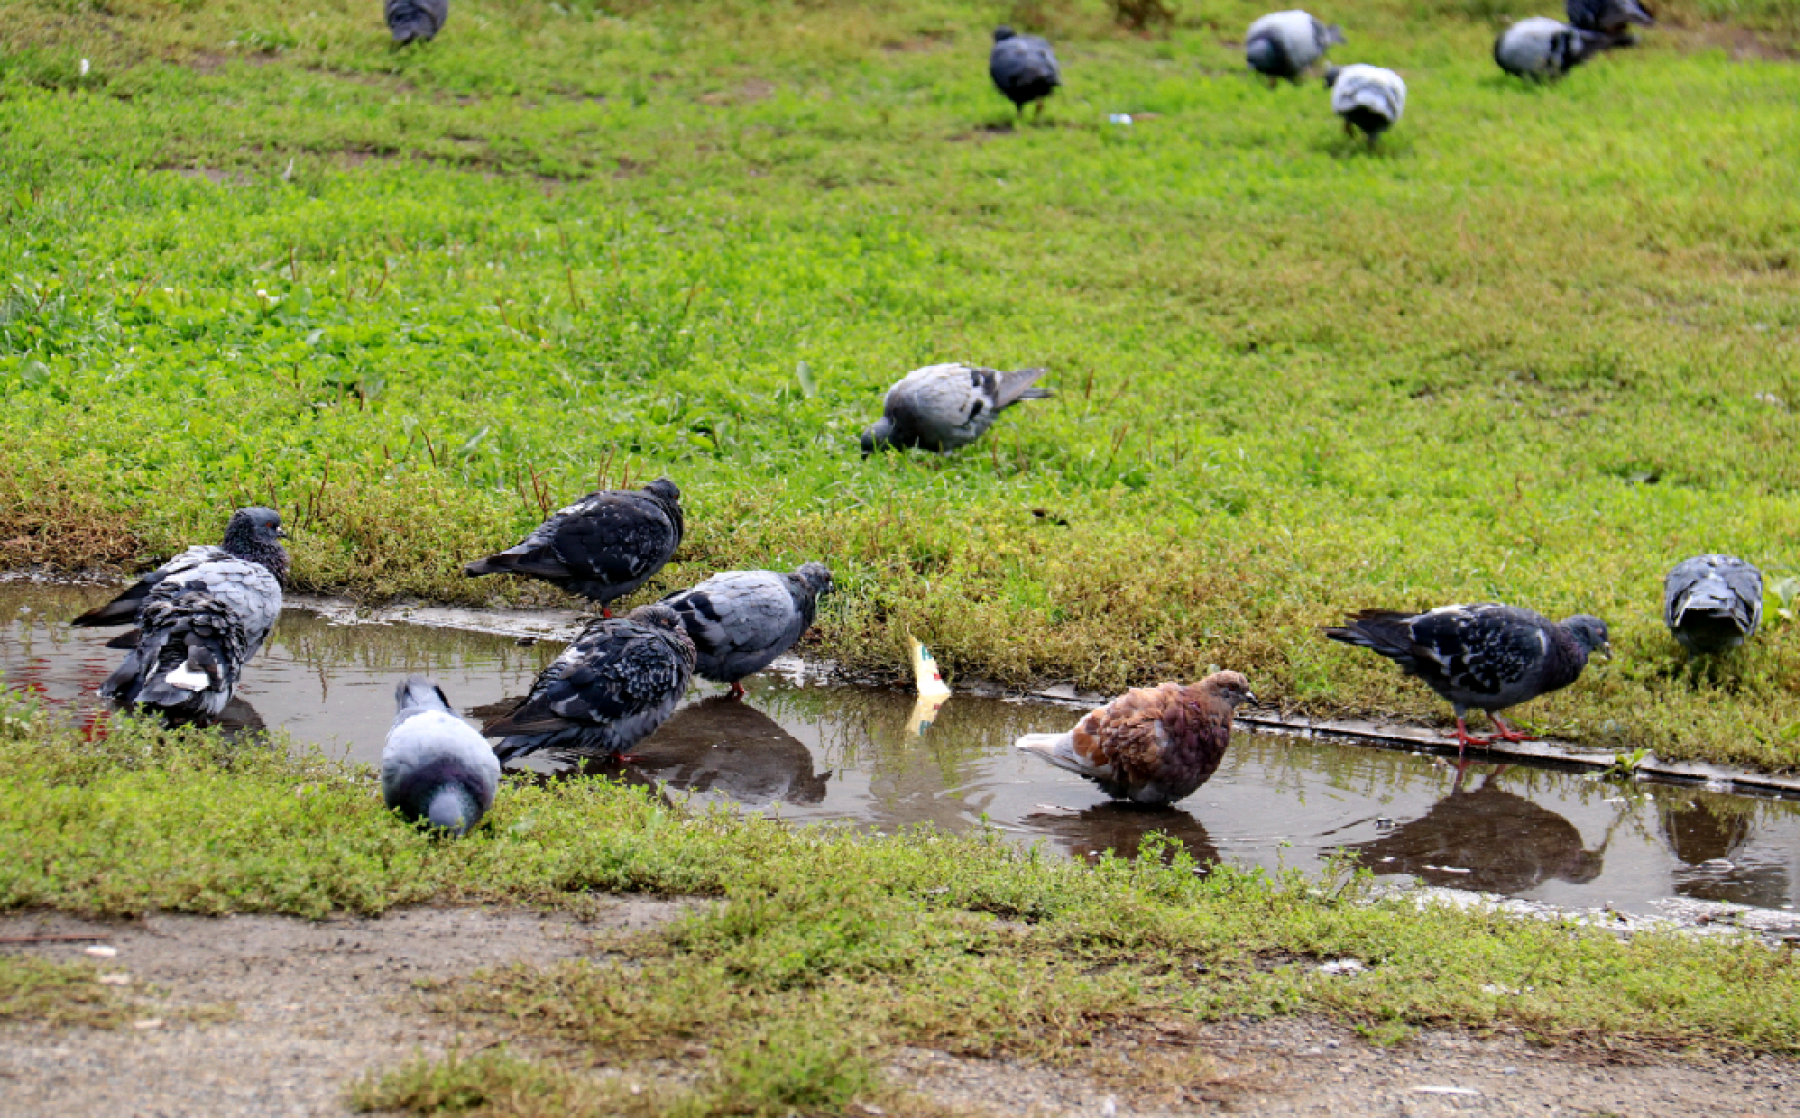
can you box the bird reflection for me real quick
[1023,802,1221,868]
[628,696,831,807]
[1344,765,1607,894]
[214,695,268,738]
[1659,792,1788,907]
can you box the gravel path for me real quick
[3,906,1798,1117]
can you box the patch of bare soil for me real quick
[1665,23,1800,61]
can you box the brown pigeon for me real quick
[1014,671,1256,806]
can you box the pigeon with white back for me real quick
[1325,604,1609,756]
[1246,11,1345,84]
[464,478,683,616]
[861,364,1051,455]
[1664,555,1762,654]
[1494,18,1610,79]
[382,677,500,836]
[1325,64,1405,146]
[660,562,833,697]
[483,603,696,763]
[989,27,1061,119]
[1567,0,1653,41]
[386,0,448,44]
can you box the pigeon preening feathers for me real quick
[464,478,684,614]
[989,27,1061,119]
[1494,18,1610,79]
[861,364,1052,455]
[660,562,833,697]
[1664,554,1763,654]
[72,507,288,647]
[1246,11,1345,84]
[99,560,284,724]
[1015,671,1257,806]
[382,677,500,836]
[483,603,696,763]
[1324,64,1405,145]
[1567,0,1653,40]
[1324,604,1610,756]
[386,0,448,43]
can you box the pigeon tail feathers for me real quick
[995,367,1053,408]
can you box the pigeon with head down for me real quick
[1567,0,1653,42]
[1246,10,1345,84]
[989,27,1061,119]
[1494,18,1610,79]
[1664,554,1762,654]
[1324,63,1405,146]
[861,364,1051,456]
[386,0,448,43]
[660,562,833,697]
[383,677,500,836]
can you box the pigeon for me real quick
[1323,64,1405,146]
[1014,671,1257,806]
[483,603,696,763]
[860,364,1051,455]
[1494,18,1610,79]
[464,478,684,615]
[660,562,833,697]
[989,27,1061,119]
[72,507,288,647]
[1664,554,1762,654]
[1324,604,1610,755]
[382,677,500,836]
[385,0,448,43]
[1567,0,1653,42]
[98,559,284,724]
[1246,11,1345,84]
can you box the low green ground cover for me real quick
[2,0,1799,765]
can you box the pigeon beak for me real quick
[1601,641,1613,660]
[276,528,289,539]
[1245,690,1259,706]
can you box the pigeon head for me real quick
[793,562,834,598]
[1199,670,1257,709]
[1323,23,1346,46]
[860,417,895,457]
[1560,615,1611,658]
[993,25,1017,41]
[395,675,454,716]
[642,477,682,505]
[222,507,290,583]
[1322,65,1342,88]
[628,602,687,634]
[424,784,485,836]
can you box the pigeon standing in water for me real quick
[483,604,696,763]
[1325,604,1610,756]
[1324,64,1405,147]
[1246,11,1345,85]
[1015,671,1257,806]
[660,562,833,697]
[382,677,500,836]
[72,507,288,646]
[386,0,448,44]
[1567,0,1654,43]
[464,478,684,616]
[1664,555,1763,654]
[1494,18,1610,79]
[861,364,1051,455]
[989,27,1061,120]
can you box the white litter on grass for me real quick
[79,59,90,76]
[132,1018,163,1030]
[84,945,117,958]
[1413,1086,1481,1096]
[1108,113,1132,125]
[97,973,130,986]
[1317,958,1365,976]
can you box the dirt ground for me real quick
[2,906,1798,1117]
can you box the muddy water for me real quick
[6,583,1800,918]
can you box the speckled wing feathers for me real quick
[1326,604,1592,716]
[465,480,683,606]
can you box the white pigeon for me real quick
[860,363,1051,455]
[382,677,501,836]
[1324,64,1405,146]
[1494,18,1609,79]
[1246,10,1345,84]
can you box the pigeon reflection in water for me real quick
[1023,802,1221,869]
[629,695,831,807]
[1660,792,1787,908]
[1344,767,1608,894]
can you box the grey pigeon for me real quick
[989,27,1061,119]
[73,507,288,648]
[99,558,284,724]
[464,478,683,615]
[861,364,1051,455]
[483,603,696,763]
[1494,18,1610,79]
[1567,0,1653,41]
[1324,604,1610,755]
[1246,10,1345,84]
[382,677,500,836]
[1664,554,1762,654]
[1324,64,1405,146]
[385,0,448,43]
[660,562,833,697]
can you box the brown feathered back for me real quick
[1067,671,1253,804]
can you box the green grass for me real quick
[0,954,138,1030]
[2,0,1800,767]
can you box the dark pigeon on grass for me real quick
[1324,64,1405,147]
[464,478,684,616]
[73,507,288,648]
[1246,10,1345,84]
[386,0,448,44]
[1664,554,1763,654]
[1325,604,1610,756]
[483,603,696,763]
[660,562,833,698]
[99,561,284,725]
[1015,672,1257,806]
[861,364,1051,455]
[382,677,500,836]
[989,27,1061,120]
[1567,0,1653,42]
[1494,18,1610,79]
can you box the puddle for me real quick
[6,583,1800,921]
